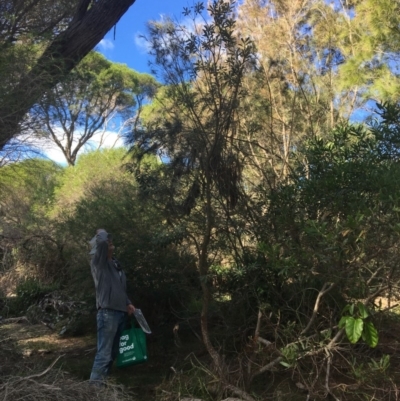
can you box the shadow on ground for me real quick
[0,319,190,401]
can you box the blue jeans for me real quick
[90,309,126,383]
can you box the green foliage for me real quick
[280,343,300,368]
[15,278,59,312]
[344,317,364,344]
[0,159,64,288]
[51,147,198,326]
[337,0,400,101]
[350,354,390,386]
[0,1,78,110]
[368,354,390,373]
[339,302,378,347]
[2,0,400,396]
[210,103,400,396]
[362,321,379,348]
[156,363,217,401]
[134,0,256,214]
[53,147,130,212]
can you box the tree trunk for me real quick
[0,0,137,150]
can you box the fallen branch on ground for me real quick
[0,316,28,325]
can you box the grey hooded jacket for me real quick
[90,231,132,312]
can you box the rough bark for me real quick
[0,0,137,150]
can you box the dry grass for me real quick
[0,321,153,400]
[0,363,134,401]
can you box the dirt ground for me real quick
[0,319,175,401]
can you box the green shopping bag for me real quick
[117,326,148,368]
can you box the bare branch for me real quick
[15,355,64,382]
[301,282,336,336]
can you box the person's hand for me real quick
[127,304,135,316]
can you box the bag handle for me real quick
[131,325,146,357]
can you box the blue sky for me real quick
[96,0,195,74]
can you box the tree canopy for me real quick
[31,51,158,165]
[0,0,138,150]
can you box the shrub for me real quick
[15,278,59,313]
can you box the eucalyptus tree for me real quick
[31,51,158,166]
[0,0,138,151]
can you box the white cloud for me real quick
[134,32,151,54]
[40,128,126,166]
[98,38,115,51]
[87,130,125,150]
[43,146,67,165]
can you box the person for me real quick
[89,228,135,384]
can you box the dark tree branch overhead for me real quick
[0,0,137,150]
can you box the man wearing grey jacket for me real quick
[89,229,135,384]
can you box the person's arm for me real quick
[92,229,109,266]
[126,287,135,315]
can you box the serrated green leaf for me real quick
[357,302,369,319]
[362,321,379,348]
[345,317,363,344]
